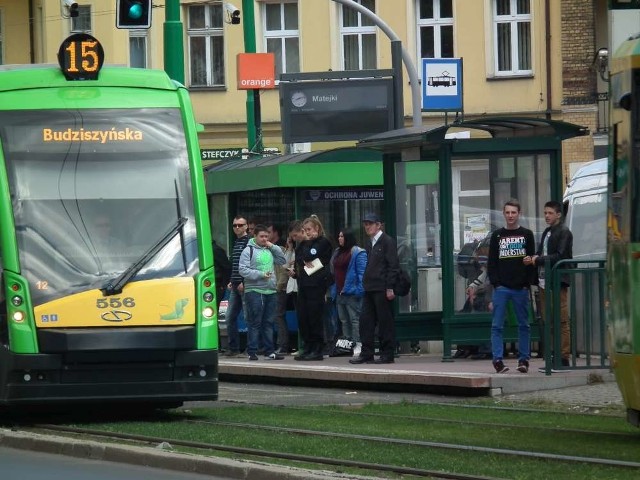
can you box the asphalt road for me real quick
[0,446,227,480]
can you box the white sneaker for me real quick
[352,342,362,358]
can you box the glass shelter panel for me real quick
[452,154,550,314]
[395,162,441,315]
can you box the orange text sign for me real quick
[237,53,276,90]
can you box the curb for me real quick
[0,428,371,480]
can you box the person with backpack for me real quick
[350,213,400,365]
[239,224,287,361]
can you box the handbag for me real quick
[286,276,298,294]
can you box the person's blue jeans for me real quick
[336,295,362,342]
[244,291,277,356]
[491,286,530,361]
[225,284,245,353]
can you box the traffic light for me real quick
[116,0,151,29]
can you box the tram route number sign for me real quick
[58,33,105,81]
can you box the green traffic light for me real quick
[128,2,143,19]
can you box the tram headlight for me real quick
[11,295,23,307]
[203,292,214,303]
[12,311,25,322]
[202,306,215,318]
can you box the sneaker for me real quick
[493,359,509,373]
[265,352,285,360]
[248,354,259,361]
[517,359,529,373]
[352,342,362,358]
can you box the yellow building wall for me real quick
[0,0,31,64]
[1,0,579,152]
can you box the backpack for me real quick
[212,241,232,287]
[457,240,481,279]
[393,268,412,297]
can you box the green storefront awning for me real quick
[205,146,440,193]
[205,147,384,193]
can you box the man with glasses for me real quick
[224,216,250,356]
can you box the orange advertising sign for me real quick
[237,53,276,90]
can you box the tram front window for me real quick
[0,109,198,306]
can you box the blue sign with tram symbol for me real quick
[422,58,463,112]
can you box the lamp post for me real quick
[238,0,422,152]
[332,0,421,128]
[242,0,263,153]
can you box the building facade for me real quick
[0,0,617,171]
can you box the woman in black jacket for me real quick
[294,215,333,361]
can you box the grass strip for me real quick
[64,400,640,480]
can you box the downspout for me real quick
[29,0,35,63]
[545,0,552,119]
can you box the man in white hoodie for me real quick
[239,224,287,361]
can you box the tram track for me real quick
[24,420,640,474]
[24,423,502,480]
[263,404,635,439]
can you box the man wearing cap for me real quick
[350,213,400,364]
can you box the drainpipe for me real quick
[29,0,35,63]
[545,0,552,119]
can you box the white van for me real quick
[562,158,607,260]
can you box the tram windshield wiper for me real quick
[101,217,187,296]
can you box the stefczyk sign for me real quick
[237,53,276,90]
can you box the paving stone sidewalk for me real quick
[502,381,624,408]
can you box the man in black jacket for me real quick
[524,200,573,367]
[350,213,400,365]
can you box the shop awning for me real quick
[205,147,384,193]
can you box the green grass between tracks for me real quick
[70,401,639,480]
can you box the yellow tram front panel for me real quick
[34,278,196,328]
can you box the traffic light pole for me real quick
[164,0,185,85]
[242,0,263,154]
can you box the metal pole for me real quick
[164,0,184,84]
[332,0,422,128]
[391,40,404,129]
[241,0,263,153]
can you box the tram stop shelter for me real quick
[357,117,587,360]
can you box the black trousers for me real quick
[296,285,326,352]
[359,291,395,358]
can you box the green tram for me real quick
[0,35,218,406]
[608,33,640,426]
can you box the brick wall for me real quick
[561,0,598,176]
[561,0,597,105]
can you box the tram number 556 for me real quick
[96,297,136,309]
[58,33,105,81]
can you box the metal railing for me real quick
[538,259,607,375]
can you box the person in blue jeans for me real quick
[224,216,250,356]
[239,224,287,361]
[487,199,537,374]
[330,228,367,357]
